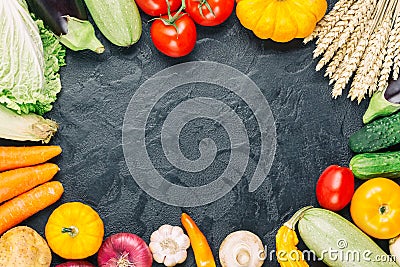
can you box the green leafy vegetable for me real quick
[0,0,65,115]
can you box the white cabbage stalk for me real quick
[0,105,57,143]
[0,0,44,107]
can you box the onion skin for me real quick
[56,261,96,267]
[97,233,153,267]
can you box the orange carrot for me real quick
[0,146,62,172]
[0,181,64,235]
[0,163,59,204]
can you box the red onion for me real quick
[97,233,153,267]
[56,261,96,267]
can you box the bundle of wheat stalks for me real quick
[305,0,400,103]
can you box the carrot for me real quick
[0,181,64,235]
[0,145,62,172]
[0,163,59,204]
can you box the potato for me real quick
[0,226,51,266]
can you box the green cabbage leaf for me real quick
[0,0,66,115]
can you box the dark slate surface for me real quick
[0,0,391,266]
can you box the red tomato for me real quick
[150,13,197,57]
[135,0,181,16]
[316,165,355,211]
[185,0,234,26]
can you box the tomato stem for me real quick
[197,0,215,18]
[150,0,187,36]
[167,0,173,20]
[167,0,186,21]
[379,204,389,215]
[62,226,79,238]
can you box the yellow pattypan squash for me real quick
[276,225,309,266]
[45,202,104,259]
[236,0,327,42]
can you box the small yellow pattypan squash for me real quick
[45,202,104,259]
[236,0,327,42]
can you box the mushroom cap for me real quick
[219,230,265,267]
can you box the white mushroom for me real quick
[149,225,190,267]
[389,235,400,265]
[219,231,265,267]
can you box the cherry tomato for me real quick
[135,0,181,16]
[316,165,354,211]
[350,178,400,239]
[150,13,197,57]
[185,0,234,26]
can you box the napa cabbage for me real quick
[0,0,65,115]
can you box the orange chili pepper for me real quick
[181,213,216,267]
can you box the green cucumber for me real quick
[83,0,142,47]
[349,111,400,153]
[350,151,400,179]
[290,207,398,267]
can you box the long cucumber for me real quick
[350,151,400,179]
[83,0,142,47]
[290,207,397,267]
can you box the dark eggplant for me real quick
[27,0,104,53]
[384,78,400,104]
[363,79,400,124]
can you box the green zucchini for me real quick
[350,151,400,179]
[291,207,398,267]
[83,0,142,47]
[349,111,400,153]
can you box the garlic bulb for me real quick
[219,231,265,267]
[149,225,190,267]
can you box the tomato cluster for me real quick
[316,165,400,240]
[135,0,234,57]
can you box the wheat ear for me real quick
[315,0,366,70]
[304,0,357,44]
[331,22,372,98]
[378,14,400,90]
[349,17,392,102]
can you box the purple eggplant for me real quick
[363,79,400,124]
[384,78,400,104]
[27,0,104,53]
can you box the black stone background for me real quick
[0,0,391,266]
